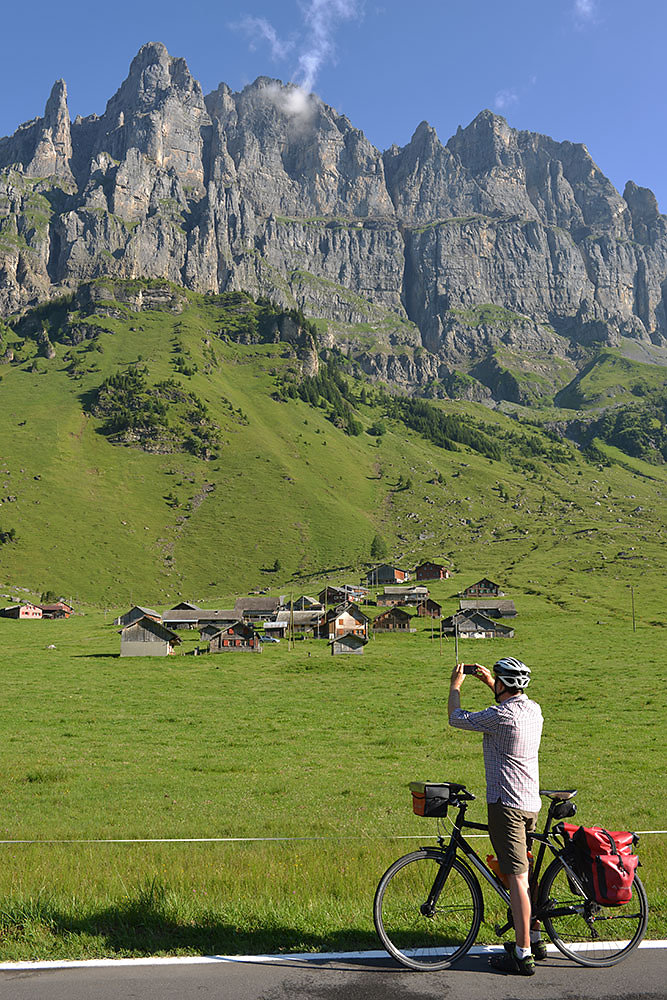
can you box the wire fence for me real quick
[1,830,665,846]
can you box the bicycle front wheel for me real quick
[374,850,483,971]
[539,856,648,967]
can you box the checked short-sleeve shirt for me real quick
[449,694,543,812]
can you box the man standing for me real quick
[448,657,544,976]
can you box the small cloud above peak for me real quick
[573,0,599,26]
[494,88,518,112]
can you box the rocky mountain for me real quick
[2,41,667,401]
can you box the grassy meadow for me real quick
[0,282,666,959]
[0,577,665,960]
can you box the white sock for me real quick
[515,946,531,960]
[530,930,542,942]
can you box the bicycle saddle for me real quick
[540,789,578,800]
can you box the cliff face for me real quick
[2,41,667,397]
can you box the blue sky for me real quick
[2,1,666,209]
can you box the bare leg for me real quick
[507,871,531,950]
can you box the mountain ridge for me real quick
[2,41,667,404]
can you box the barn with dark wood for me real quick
[364,564,410,586]
[461,578,505,598]
[371,607,415,632]
[416,598,442,618]
[415,562,450,581]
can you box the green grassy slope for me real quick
[0,281,665,612]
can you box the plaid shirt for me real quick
[449,694,543,812]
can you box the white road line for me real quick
[0,940,665,972]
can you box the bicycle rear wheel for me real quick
[538,856,648,967]
[374,850,483,971]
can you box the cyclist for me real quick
[448,657,544,976]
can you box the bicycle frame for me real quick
[427,795,582,928]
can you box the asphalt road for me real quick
[0,948,665,1000]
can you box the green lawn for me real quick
[0,590,664,960]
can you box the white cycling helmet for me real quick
[494,657,531,689]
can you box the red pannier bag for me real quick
[560,823,639,906]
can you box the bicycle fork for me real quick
[420,850,456,917]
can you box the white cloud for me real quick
[234,1,362,116]
[293,0,360,93]
[573,0,598,25]
[235,16,294,61]
[494,89,519,112]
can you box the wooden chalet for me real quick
[234,597,281,622]
[208,622,261,653]
[459,599,517,618]
[329,632,368,655]
[37,601,74,619]
[372,607,416,632]
[114,606,160,628]
[442,611,514,639]
[416,598,442,618]
[119,617,181,656]
[0,602,42,619]
[319,602,369,640]
[415,561,451,581]
[161,603,202,629]
[364,564,410,586]
[461,578,505,598]
[318,584,368,605]
[377,586,429,607]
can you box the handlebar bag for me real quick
[409,782,452,817]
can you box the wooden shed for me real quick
[329,632,368,655]
[119,617,181,656]
[114,605,161,627]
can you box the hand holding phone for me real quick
[462,664,478,675]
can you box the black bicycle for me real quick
[374,783,648,970]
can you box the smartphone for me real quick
[462,664,478,675]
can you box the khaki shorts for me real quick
[487,801,538,876]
